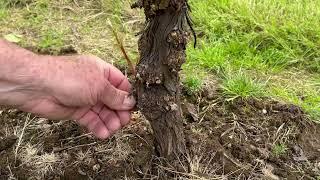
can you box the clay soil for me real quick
[0,87,319,179]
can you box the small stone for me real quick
[262,109,267,114]
[78,168,86,176]
[93,164,101,172]
[262,164,280,180]
[169,102,178,111]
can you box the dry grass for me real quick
[19,143,64,177]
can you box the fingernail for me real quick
[124,95,136,108]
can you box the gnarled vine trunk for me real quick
[133,0,193,159]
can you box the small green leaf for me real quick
[4,33,22,43]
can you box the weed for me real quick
[221,71,265,100]
[187,41,227,74]
[272,144,288,156]
[38,29,65,53]
[183,75,203,95]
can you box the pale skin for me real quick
[0,39,136,139]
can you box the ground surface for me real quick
[0,95,319,179]
[0,0,320,179]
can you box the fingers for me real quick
[98,106,130,133]
[109,66,133,127]
[93,60,135,110]
[104,64,131,92]
[100,83,135,110]
[116,111,131,126]
[74,105,131,139]
[101,110,121,134]
[74,57,134,139]
[75,110,111,139]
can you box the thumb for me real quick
[100,82,136,110]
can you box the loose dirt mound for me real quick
[185,98,320,179]
[0,96,319,179]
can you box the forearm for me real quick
[0,39,43,83]
[0,39,46,106]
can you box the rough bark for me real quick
[133,0,191,158]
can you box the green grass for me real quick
[188,0,320,73]
[183,75,203,95]
[221,70,265,100]
[0,8,7,20]
[270,82,320,120]
[37,29,66,54]
[184,0,320,120]
[272,143,288,156]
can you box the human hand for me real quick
[11,55,135,139]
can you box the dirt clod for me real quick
[0,135,17,151]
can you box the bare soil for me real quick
[185,96,320,179]
[0,90,319,179]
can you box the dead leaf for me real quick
[4,33,22,43]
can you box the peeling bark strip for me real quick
[133,0,192,157]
